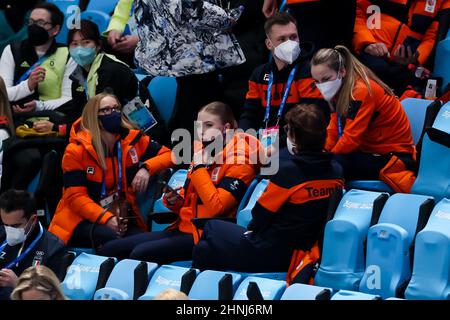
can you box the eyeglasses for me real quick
[28,18,53,28]
[98,106,121,115]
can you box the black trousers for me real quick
[333,152,391,181]
[192,220,294,273]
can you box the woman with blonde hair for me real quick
[48,92,174,249]
[310,45,415,189]
[0,77,15,190]
[11,266,66,300]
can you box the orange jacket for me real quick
[326,78,415,155]
[164,133,261,244]
[353,0,450,65]
[49,119,174,244]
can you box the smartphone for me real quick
[161,181,176,194]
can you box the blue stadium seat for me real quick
[280,283,332,300]
[405,198,450,300]
[401,98,431,144]
[80,10,111,34]
[86,0,119,14]
[434,29,450,90]
[48,0,80,44]
[151,169,188,232]
[411,102,450,201]
[188,270,243,300]
[170,260,193,268]
[94,259,158,300]
[331,290,381,300]
[234,272,286,281]
[61,253,116,300]
[315,189,389,291]
[345,181,393,193]
[236,178,260,214]
[359,193,434,298]
[236,179,269,228]
[233,277,286,300]
[138,265,199,300]
[148,77,178,125]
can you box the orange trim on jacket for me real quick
[326,78,414,155]
[48,119,175,244]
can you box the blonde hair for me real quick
[81,93,134,169]
[11,266,67,300]
[153,288,189,300]
[0,76,15,135]
[199,101,238,129]
[311,45,394,117]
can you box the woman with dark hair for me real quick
[192,103,344,274]
[59,19,138,127]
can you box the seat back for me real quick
[86,0,119,14]
[236,179,269,228]
[80,10,111,34]
[314,190,388,291]
[434,29,450,90]
[49,0,80,45]
[94,260,158,300]
[188,270,243,300]
[412,102,450,201]
[405,198,450,300]
[331,290,381,300]
[61,253,116,300]
[359,193,434,298]
[233,277,286,300]
[401,98,431,144]
[280,283,332,300]
[148,77,178,124]
[138,265,199,300]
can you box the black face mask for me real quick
[27,24,50,47]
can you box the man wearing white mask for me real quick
[239,12,327,150]
[0,190,65,300]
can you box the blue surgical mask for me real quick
[70,46,97,67]
[99,111,123,134]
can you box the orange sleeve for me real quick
[61,144,114,225]
[417,20,439,65]
[325,113,339,152]
[256,181,292,213]
[245,79,261,100]
[143,144,175,175]
[332,87,376,154]
[352,0,378,53]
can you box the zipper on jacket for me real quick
[389,22,404,53]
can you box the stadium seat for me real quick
[359,193,434,298]
[188,270,243,300]
[434,29,450,91]
[49,0,80,45]
[411,101,450,201]
[148,77,178,125]
[86,0,119,14]
[401,98,431,144]
[234,272,287,281]
[94,260,158,300]
[236,178,260,214]
[80,10,111,34]
[280,283,332,300]
[405,198,450,300]
[170,260,193,268]
[236,179,269,228]
[138,265,199,300]
[315,189,389,291]
[345,180,393,193]
[233,277,286,300]
[61,253,116,300]
[331,290,381,300]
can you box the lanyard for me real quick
[16,55,48,85]
[84,79,90,101]
[101,141,123,198]
[0,223,44,269]
[337,113,343,138]
[264,65,298,128]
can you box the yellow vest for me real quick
[38,47,69,101]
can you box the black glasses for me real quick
[98,106,121,115]
[28,18,53,28]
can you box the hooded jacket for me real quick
[48,119,174,244]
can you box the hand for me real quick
[262,0,278,18]
[12,101,36,113]
[117,218,128,238]
[33,120,54,133]
[393,45,419,66]
[105,216,119,233]
[112,35,139,54]
[163,186,183,206]
[107,29,123,47]
[131,167,150,193]
[0,269,18,288]
[364,42,390,57]
[27,66,46,91]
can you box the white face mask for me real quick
[287,136,296,155]
[316,76,343,101]
[274,40,301,65]
[5,226,27,246]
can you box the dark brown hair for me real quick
[34,3,64,27]
[68,19,102,47]
[285,104,327,152]
[199,101,238,129]
[264,12,297,36]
